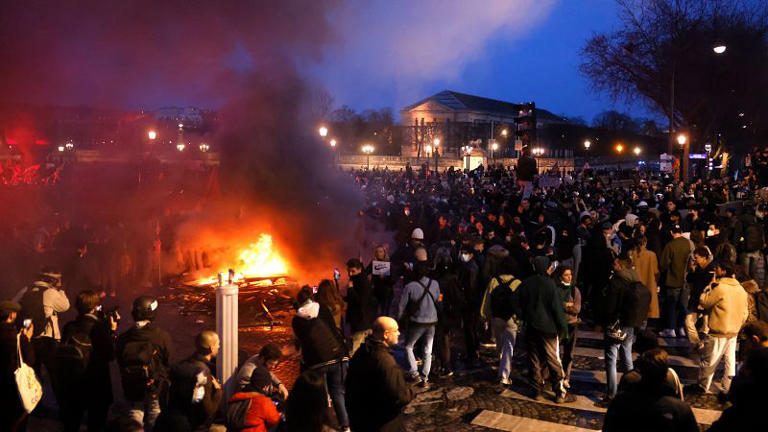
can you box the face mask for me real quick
[707,229,716,237]
[460,254,472,262]
[404,209,410,216]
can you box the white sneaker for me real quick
[677,327,687,338]
[500,377,510,385]
[659,329,676,338]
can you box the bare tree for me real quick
[581,0,768,153]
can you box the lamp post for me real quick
[318,126,328,138]
[147,130,157,141]
[433,138,440,174]
[362,144,374,170]
[677,133,688,182]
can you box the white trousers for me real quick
[699,335,737,392]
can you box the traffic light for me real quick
[514,102,536,149]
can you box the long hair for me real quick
[315,279,343,310]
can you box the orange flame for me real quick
[192,233,289,286]
[238,234,288,278]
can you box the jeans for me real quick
[605,326,634,399]
[404,323,435,380]
[699,335,737,392]
[662,287,686,330]
[491,317,518,381]
[739,251,764,286]
[684,312,710,345]
[324,361,349,429]
[127,395,162,432]
[560,324,578,382]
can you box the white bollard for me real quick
[216,273,239,401]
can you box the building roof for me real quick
[402,90,568,123]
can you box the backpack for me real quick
[226,396,253,431]
[56,321,94,379]
[625,281,651,324]
[744,222,765,252]
[119,338,161,401]
[490,277,520,321]
[755,290,768,323]
[18,288,48,338]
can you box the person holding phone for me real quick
[0,300,36,432]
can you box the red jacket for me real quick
[228,392,281,432]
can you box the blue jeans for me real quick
[404,323,435,380]
[491,317,518,380]
[324,361,349,428]
[127,396,162,432]
[605,326,634,398]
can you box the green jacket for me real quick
[518,274,567,337]
[660,236,692,289]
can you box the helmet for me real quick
[411,228,424,240]
[131,296,159,322]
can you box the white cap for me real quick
[638,201,649,208]
[411,228,424,240]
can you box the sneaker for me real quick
[439,369,454,378]
[563,380,571,389]
[406,373,421,384]
[659,329,677,338]
[595,396,612,408]
[685,383,708,394]
[500,377,511,386]
[677,327,687,338]
[555,393,577,404]
[418,379,431,389]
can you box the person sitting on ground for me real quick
[603,348,699,432]
[617,329,683,400]
[236,343,288,400]
[227,366,282,432]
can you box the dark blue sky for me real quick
[312,0,660,124]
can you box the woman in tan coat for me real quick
[631,235,660,319]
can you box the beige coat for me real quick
[700,277,749,337]
[631,247,660,319]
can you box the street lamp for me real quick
[148,130,157,141]
[633,146,642,156]
[329,139,337,147]
[615,143,624,153]
[713,44,727,54]
[176,142,186,152]
[65,141,74,151]
[318,126,328,138]
[583,140,591,150]
[361,144,374,170]
[677,133,688,182]
[433,138,440,173]
[491,142,499,164]
[501,129,508,138]
[199,143,210,152]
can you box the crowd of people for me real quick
[2,147,768,431]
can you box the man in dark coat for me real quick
[518,256,572,402]
[346,317,413,432]
[58,290,117,432]
[345,258,377,357]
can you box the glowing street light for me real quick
[491,142,499,151]
[583,140,591,150]
[713,44,727,54]
[362,143,374,170]
[178,123,184,129]
[633,146,642,156]
[148,130,157,140]
[615,143,624,153]
[501,129,508,138]
[65,141,74,151]
[176,142,186,152]
[318,126,328,138]
[57,145,65,152]
[676,133,687,146]
[199,143,210,152]
[329,138,337,147]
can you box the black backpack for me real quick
[744,222,765,252]
[18,288,48,337]
[490,277,519,321]
[57,321,94,378]
[755,290,768,323]
[226,396,252,431]
[120,338,162,401]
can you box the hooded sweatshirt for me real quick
[292,300,347,369]
[604,268,649,328]
[518,257,567,336]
